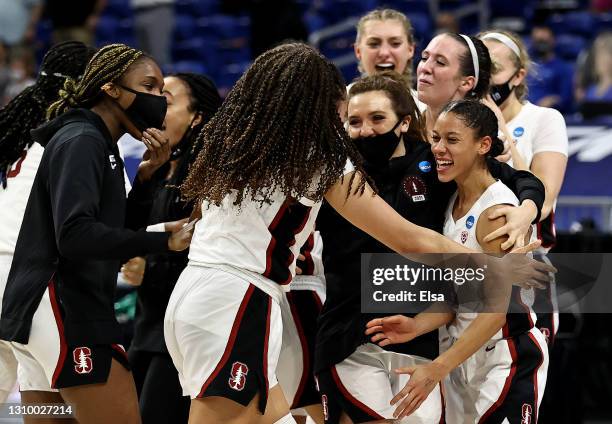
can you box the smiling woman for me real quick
[354,9,416,79]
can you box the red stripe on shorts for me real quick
[528,330,545,422]
[287,292,309,409]
[49,278,67,388]
[478,338,518,423]
[197,284,255,397]
[330,365,385,420]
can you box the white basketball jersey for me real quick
[506,102,568,253]
[443,180,536,339]
[505,102,568,169]
[0,143,44,256]
[189,161,353,301]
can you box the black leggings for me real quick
[129,349,190,424]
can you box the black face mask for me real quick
[353,120,402,166]
[490,75,516,106]
[532,40,553,59]
[118,84,167,132]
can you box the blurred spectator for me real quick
[1,45,36,105]
[0,0,43,47]
[222,0,308,58]
[131,0,175,66]
[435,12,459,35]
[585,32,612,101]
[45,0,106,45]
[527,24,574,113]
[592,0,612,12]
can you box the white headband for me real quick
[481,32,521,59]
[459,34,479,90]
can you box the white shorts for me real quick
[0,256,19,396]
[277,284,325,410]
[317,344,443,423]
[2,258,55,393]
[9,280,128,391]
[164,265,282,413]
[444,327,549,423]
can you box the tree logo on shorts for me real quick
[321,394,329,421]
[521,403,533,424]
[229,361,249,391]
[73,347,93,374]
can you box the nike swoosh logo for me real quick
[485,345,495,352]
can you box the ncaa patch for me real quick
[513,127,525,138]
[466,215,475,229]
[228,361,249,391]
[418,161,432,173]
[460,230,468,244]
[403,175,428,202]
[73,347,93,374]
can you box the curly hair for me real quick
[0,41,95,185]
[47,43,150,120]
[180,43,367,207]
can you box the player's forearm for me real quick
[414,307,455,337]
[432,313,506,375]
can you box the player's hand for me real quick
[167,219,198,252]
[391,362,446,419]
[489,244,557,290]
[365,315,419,346]
[164,218,189,233]
[137,128,171,182]
[484,203,536,250]
[121,257,145,286]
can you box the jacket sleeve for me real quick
[49,135,170,260]
[487,157,544,223]
[125,173,157,231]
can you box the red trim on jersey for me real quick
[263,202,290,279]
[7,150,27,178]
[502,321,510,339]
[281,208,312,285]
[478,338,518,423]
[197,285,255,398]
[300,233,316,275]
[330,366,385,420]
[111,344,128,361]
[49,278,67,388]
[262,296,272,398]
[528,331,545,423]
[287,292,310,409]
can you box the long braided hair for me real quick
[0,41,95,184]
[47,43,150,120]
[181,43,367,208]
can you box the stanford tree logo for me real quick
[228,362,249,391]
[73,347,93,374]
